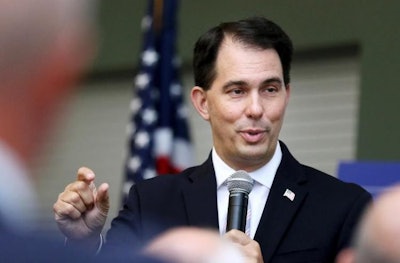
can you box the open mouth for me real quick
[240,130,266,143]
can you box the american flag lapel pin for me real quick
[283,189,295,201]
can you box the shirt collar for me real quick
[213,142,282,189]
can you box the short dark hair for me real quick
[193,16,293,90]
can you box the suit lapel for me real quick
[181,155,219,229]
[254,143,309,262]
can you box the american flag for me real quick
[123,0,193,197]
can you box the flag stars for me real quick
[177,105,189,118]
[170,83,182,97]
[135,73,150,89]
[124,6,193,187]
[123,180,134,196]
[142,108,157,125]
[135,131,150,148]
[126,122,135,137]
[143,169,156,179]
[128,156,141,172]
[142,49,159,66]
[141,15,152,31]
[130,97,142,113]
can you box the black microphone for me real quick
[226,170,254,232]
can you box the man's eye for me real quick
[263,86,279,94]
[230,89,244,95]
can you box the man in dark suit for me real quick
[54,17,371,262]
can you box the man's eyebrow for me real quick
[221,80,247,91]
[222,77,283,91]
[261,77,283,86]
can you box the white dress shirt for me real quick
[214,142,282,239]
[0,140,38,233]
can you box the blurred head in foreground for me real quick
[336,185,400,263]
[0,0,97,232]
[0,0,97,167]
[145,227,245,263]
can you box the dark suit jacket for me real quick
[106,142,371,263]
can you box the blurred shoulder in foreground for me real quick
[336,184,400,263]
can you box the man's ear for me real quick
[190,86,210,121]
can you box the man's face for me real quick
[192,36,290,171]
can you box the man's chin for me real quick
[236,148,271,168]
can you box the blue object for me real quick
[338,162,400,197]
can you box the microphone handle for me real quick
[226,192,249,232]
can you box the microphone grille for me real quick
[227,170,254,194]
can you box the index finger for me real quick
[76,166,95,184]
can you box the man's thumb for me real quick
[95,183,110,216]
